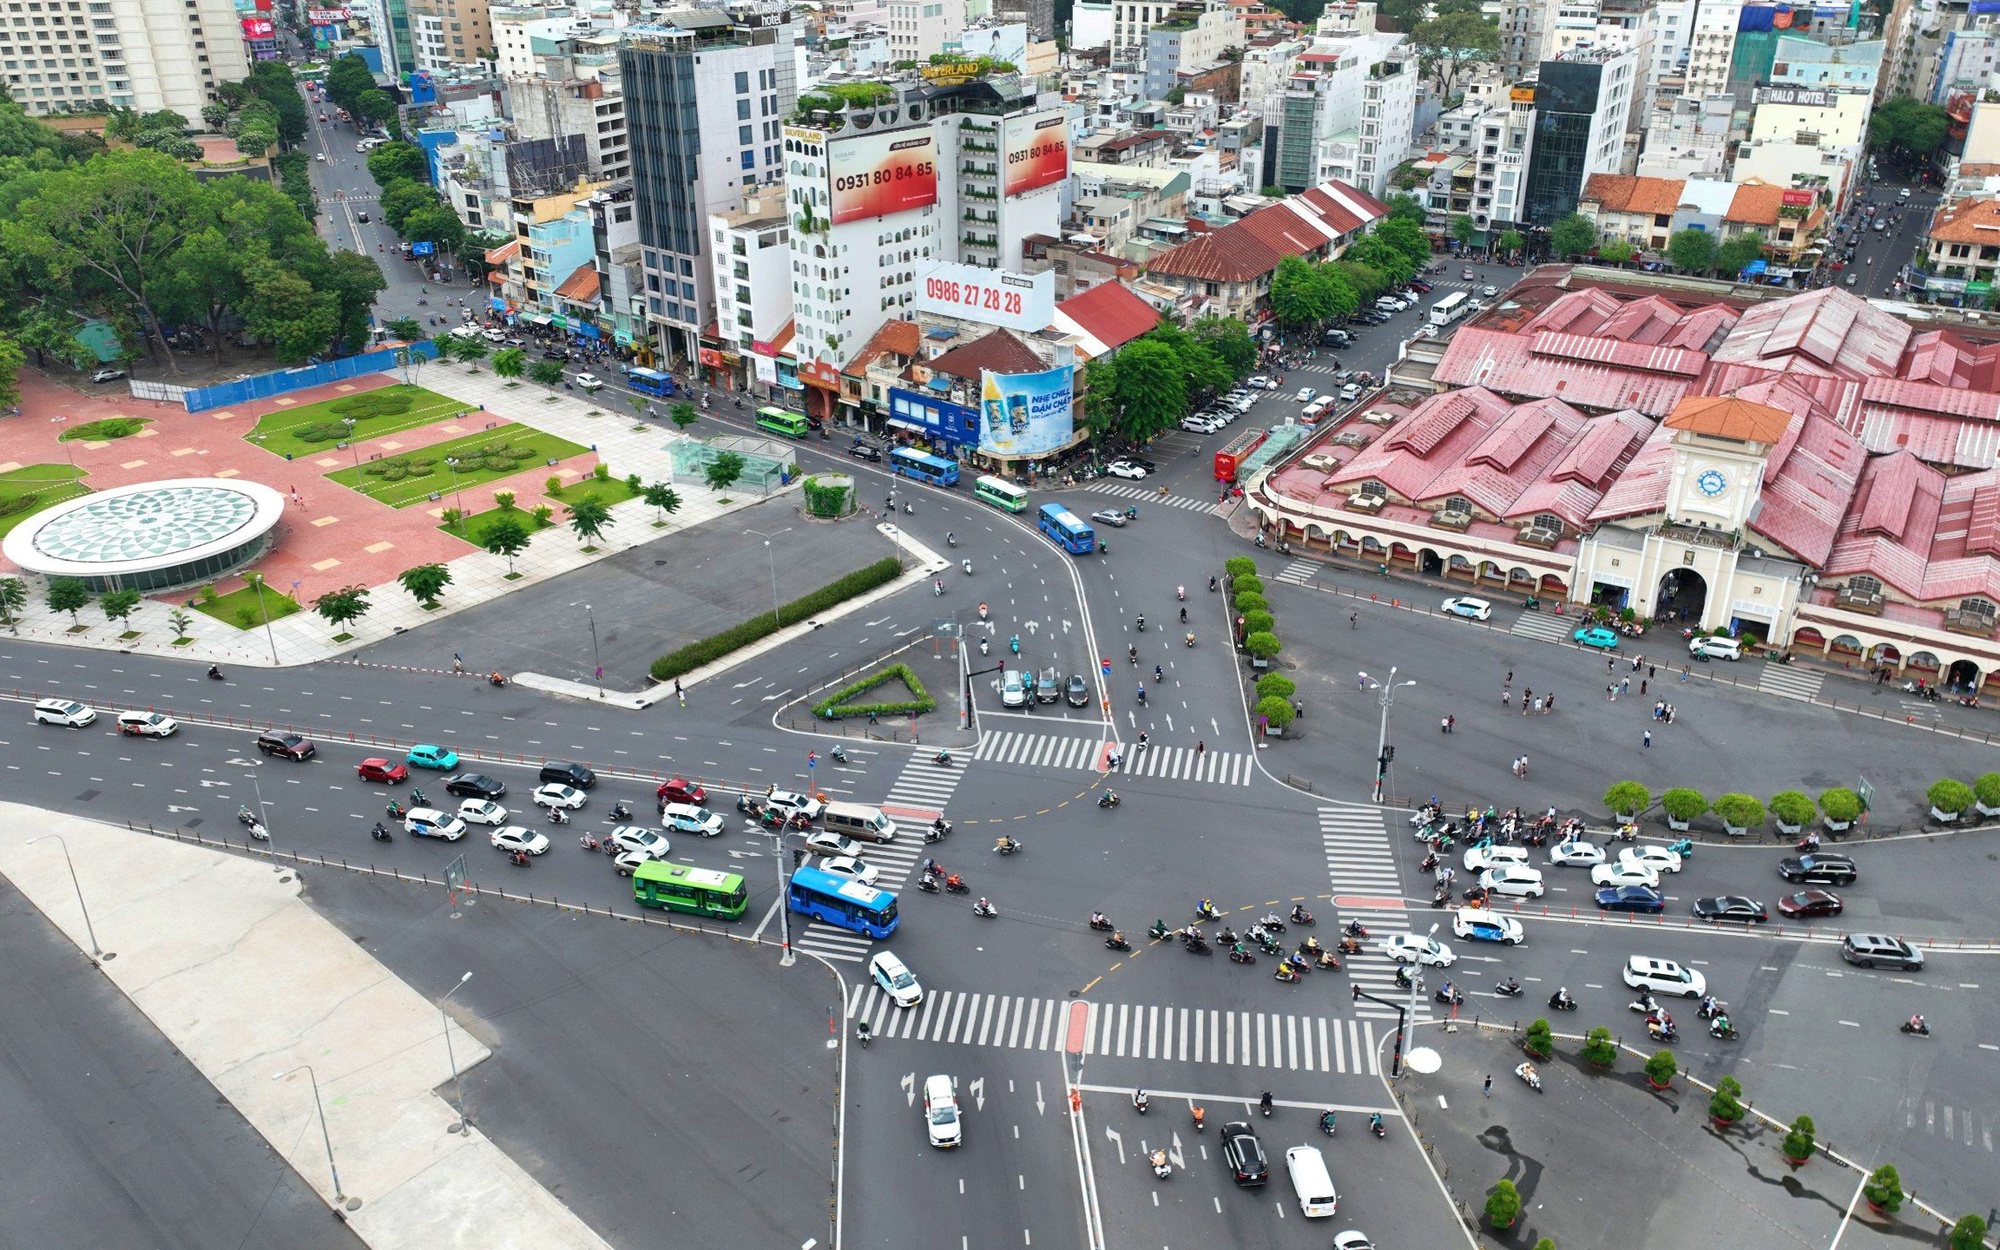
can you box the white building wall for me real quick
[0,0,254,117]
[1072,0,1114,48]
[1684,0,1741,100]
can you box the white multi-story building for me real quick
[1684,0,1742,101]
[1471,86,1536,232]
[1263,33,1411,200]
[1071,0,1114,48]
[0,0,252,117]
[707,194,794,388]
[492,4,582,78]
[887,0,965,62]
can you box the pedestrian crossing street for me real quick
[1758,662,1824,701]
[792,750,966,963]
[846,984,1381,1074]
[972,729,1258,785]
[1319,806,1425,1021]
[1081,480,1222,514]
[1510,611,1570,643]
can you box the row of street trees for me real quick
[1080,318,1255,446]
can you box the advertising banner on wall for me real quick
[307,6,352,21]
[1002,110,1070,197]
[979,366,1074,458]
[828,131,938,225]
[241,16,275,38]
[916,263,1055,333]
[753,353,778,386]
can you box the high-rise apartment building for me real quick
[0,0,252,117]
[1683,0,1742,100]
[409,0,495,71]
[621,7,799,363]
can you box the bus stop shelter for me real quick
[671,435,797,494]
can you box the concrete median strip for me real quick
[0,802,611,1250]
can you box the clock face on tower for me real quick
[1695,468,1728,498]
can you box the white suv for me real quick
[1622,955,1705,999]
[870,950,924,1007]
[33,698,97,728]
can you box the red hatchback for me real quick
[358,757,410,784]
[657,777,708,806]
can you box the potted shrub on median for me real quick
[1231,574,1265,598]
[1820,787,1862,834]
[1949,1215,1988,1250]
[1580,1026,1616,1068]
[1224,556,1257,580]
[1256,672,1296,702]
[1712,793,1765,839]
[1929,777,1974,824]
[1644,1049,1677,1090]
[1661,787,1708,831]
[1523,1018,1554,1061]
[1770,790,1815,836]
[1708,1075,1745,1129]
[1781,1115,1815,1168]
[1245,631,1281,669]
[1975,772,2000,818]
[1863,1163,1903,1215]
[1257,696,1295,736]
[1485,1178,1522,1230]
[1604,780,1649,822]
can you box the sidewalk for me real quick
[0,803,611,1250]
[0,366,786,670]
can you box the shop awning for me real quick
[519,311,553,326]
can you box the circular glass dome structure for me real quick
[2,478,287,592]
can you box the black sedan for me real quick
[1777,889,1844,919]
[445,772,507,800]
[1065,674,1090,707]
[1220,1122,1268,1187]
[1595,884,1665,913]
[1692,895,1768,924]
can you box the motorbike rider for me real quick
[1090,911,1109,928]
[975,896,992,914]
[1908,1013,1928,1033]
[995,835,1018,853]
[1551,986,1574,1009]
[1291,904,1312,924]
[1498,976,1521,995]
[854,1019,872,1045]
[208,664,225,679]
[946,531,955,546]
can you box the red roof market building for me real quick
[1141,179,1388,323]
[1250,270,2000,689]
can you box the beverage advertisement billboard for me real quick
[979,366,1074,458]
[1003,110,1069,197]
[828,131,938,225]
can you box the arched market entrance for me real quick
[1657,569,1707,624]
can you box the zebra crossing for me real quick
[972,729,1257,785]
[1758,662,1824,702]
[1319,806,1422,1020]
[791,750,966,963]
[1908,1099,1996,1155]
[846,984,1381,1074]
[1510,611,1570,643]
[1274,558,1320,587]
[1081,481,1222,514]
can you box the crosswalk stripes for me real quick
[1908,1100,1996,1154]
[1757,662,1824,701]
[974,729,1107,771]
[793,751,966,963]
[1274,558,1320,587]
[1116,742,1256,785]
[845,985,1381,1074]
[1510,612,1570,643]
[1318,806,1426,1022]
[1081,481,1222,514]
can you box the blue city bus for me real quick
[627,366,675,398]
[786,864,899,939]
[1037,502,1096,555]
[889,447,961,487]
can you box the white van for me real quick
[1688,635,1742,661]
[661,802,724,837]
[821,800,898,843]
[1302,397,1335,423]
[1284,1145,1338,1217]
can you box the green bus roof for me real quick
[633,860,744,891]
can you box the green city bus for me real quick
[756,407,810,439]
[632,860,750,919]
[973,474,1029,513]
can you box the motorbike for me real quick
[916,875,941,894]
[1343,920,1368,938]
[1195,901,1222,922]
[207,665,226,680]
[1256,933,1283,956]
[1435,986,1464,1006]
[1010,635,1021,655]
[1184,936,1212,956]
[487,673,507,688]
[245,820,269,842]
[1105,934,1132,952]
[580,833,605,852]
[1285,954,1312,976]
[1430,888,1451,909]
[1336,936,1363,955]
[1628,995,1660,1015]
[370,823,393,842]
[610,801,633,821]
[1149,920,1171,941]
[548,808,570,825]
[1515,1062,1543,1092]
[1709,1018,1738,1041]
[1149,1148,1171,1180]
[1490,978,1521,997]
[1547,992,1578,1012]
[1319,1111,1337,1137]
[1290,906,1315,926]
[1191,1106,1206,1133]
[1258,913,1286,934]
[854,1022,871,1049]
[1393,967,1415,990]
[1136,616,1146,632]
[1275,965,1302,983]
[1370,1113,1386,1139]
[831,744,847,764]
[1697,999,1727,1020]
[1228,948,1257,965]
[410,788,428,807]
[920,819,950,845]
[1646,1018,1678,1043]
[972,900,997,918]
[1259,1092,1273,1118]
[1418,851,1440,873]
[509,849,532,867]
[943,876,970,895]
[1185,632,1196,648]
[1666,837,1694,858]
[978,637,990,656]
[1313,951,1340,971]
[237,806,259,826]
[1900,1019,1932,1037]
[1097,791,1120,809]
[933,749,953,767]
[962,559,972,575]
[993,837,1021,856]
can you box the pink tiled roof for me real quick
[1145,179,1385,282]
[1711,287,1912,379]
[1432,327,1700,416]
[1820,454,2000,602]
[1055,281,1159,352]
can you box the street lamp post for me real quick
[443,456,466,529]
[249,574,281,666]
[272,1065,348,1208]
[341,417,360,469]
[24,834,107,962]
[745,527,791,628]
[1360,668,1417,804]
[583,603,603,696]
[1392,920,1439,1078]
[439,971,473,1132]
[762,827,797,967]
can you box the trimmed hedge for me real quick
[649,557,903,681]
[812,661,934,719]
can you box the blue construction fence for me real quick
[181,341,441,414]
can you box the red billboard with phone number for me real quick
[242,16,275,37]
[827,131,937,225]
[1003,111,1069,197]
